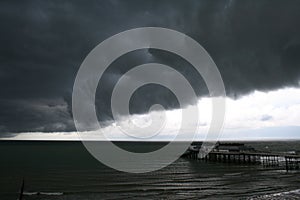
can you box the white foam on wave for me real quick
[23,192,38,196]
[249,189,300,199]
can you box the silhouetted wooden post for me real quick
[18,178,24,200]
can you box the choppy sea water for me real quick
[0,141,299,200]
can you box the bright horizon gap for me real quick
[2,87,300,141]
[1,137,300,142]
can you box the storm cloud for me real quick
[0,0,300,133]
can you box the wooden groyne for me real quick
[183,143,300,171]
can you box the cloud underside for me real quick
[6,87,300,140]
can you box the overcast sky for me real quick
[1,0,300,140]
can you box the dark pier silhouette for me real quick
[183,142,300,171]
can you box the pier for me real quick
[183,143,300,171]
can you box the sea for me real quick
[0,140,299,200]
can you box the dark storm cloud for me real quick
[0,0,300,133]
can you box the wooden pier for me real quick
[183,144,300,171]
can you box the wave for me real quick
[249,189,300,199]
[223,172,243,176]
[23,191,63,196]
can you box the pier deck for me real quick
[184,149,300,171]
